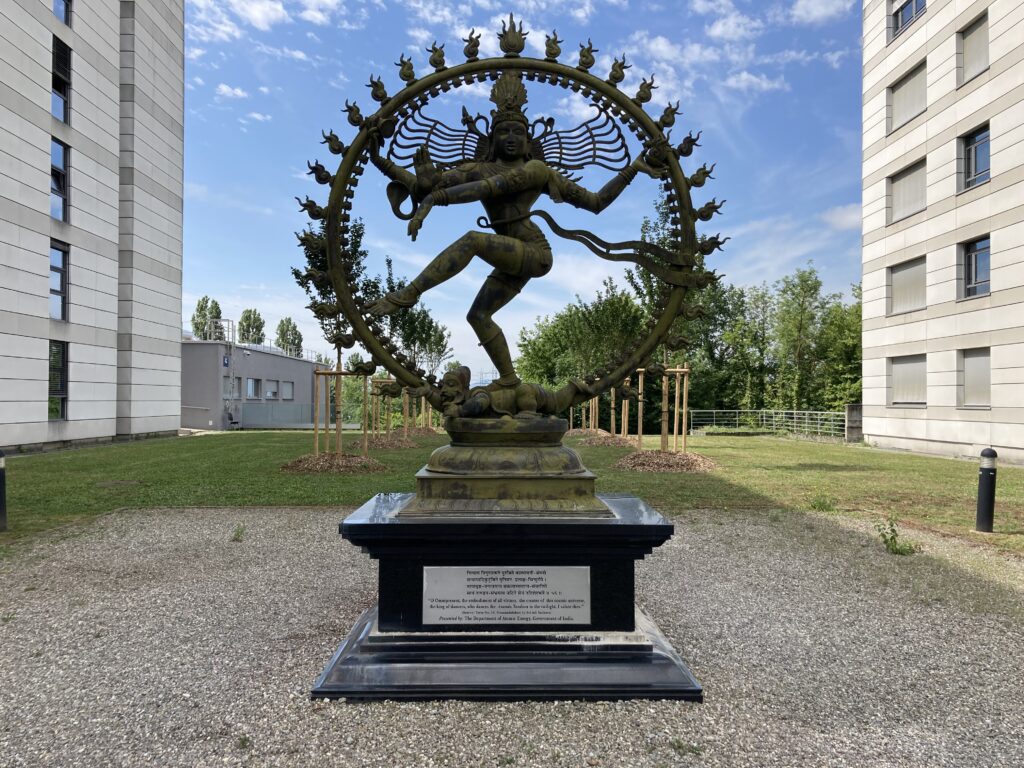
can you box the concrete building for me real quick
[0,1,184,451]
[862,0,1024,463]
[180,340,322,430]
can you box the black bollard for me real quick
[0,448,6,533]
[976,447,997,533]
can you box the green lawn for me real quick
[2,431,1022,557]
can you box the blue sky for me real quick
[183,0,862,373]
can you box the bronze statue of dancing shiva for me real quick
[366,72,665,387]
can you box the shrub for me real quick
[874,514,919,556]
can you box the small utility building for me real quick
[181,340,322,430]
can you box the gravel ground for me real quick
[0,505,1022,768]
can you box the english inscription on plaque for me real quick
[422,566,591,625]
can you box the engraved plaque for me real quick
[422,566,591,625]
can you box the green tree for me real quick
[516,277,645,392]
[237,308,265,345]
[190,296,224,340]
[417,320,454,377]
[816,284,862,409]
[190,296,210,339]
[770,265,838,410]
[275,317,303,357]
[292,219,371,367]
[724,284,775,410]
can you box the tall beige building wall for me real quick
[0,0,183,450]
[862,0,1024,463]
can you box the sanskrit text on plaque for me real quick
[422,566,591,625]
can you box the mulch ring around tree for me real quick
[580,435,637,448]
[612,450,716,473]
[366,435,417,449]
[404,426,443,438]
[281,453,387,474]
[566,428,611,438]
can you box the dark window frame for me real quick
[963,125,990,189]
[53,0,71,25]
[892,0,926,39]
[49,240,69,321]
[52,36,71,123]
[964,237,991,298]
[49,340,68,420]
[245,378,261,399]
[50,138,69,222]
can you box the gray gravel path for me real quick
[0,506,1021,768]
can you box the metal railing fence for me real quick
[689,409,847,440]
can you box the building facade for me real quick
[0,1,184,450]
[181,340,322,430]
[862,0,1024,463]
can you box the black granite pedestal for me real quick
[312,493,702,701]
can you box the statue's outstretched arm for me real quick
[369,141,436,199]
[554,151,667,213]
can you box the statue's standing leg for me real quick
[467,271,530,386]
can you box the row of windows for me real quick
[886,235,990,315]
[887,121,990,223]
[224,377,296,401]
[885,13,991,228]
[46,3,73,411]
[889,348,990,408]
[50,26,73,220]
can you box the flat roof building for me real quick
[862,0,1024,463]
[181,339,323,431]
[0,1,184,451]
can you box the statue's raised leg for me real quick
[368,231,524,315]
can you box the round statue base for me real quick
[400,416,611,517]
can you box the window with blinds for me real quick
[891,354,927,405]
[49,340,68,420]
[961,348,990,407]
[889,161,926,222]
[960,14,988,84]
[889,257,926,314]
[889,63,926,131]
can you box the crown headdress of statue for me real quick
[489,72,529,127]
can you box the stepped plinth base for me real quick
[312,492,702,701]
[311,605,703,701]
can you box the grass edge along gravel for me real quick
[1,431,1022,558]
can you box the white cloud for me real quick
[246,111,273,121]
[216,83,249,99]
[253,42,310,61]
[722,71,788,92]
[822,50,850,69]
[690,0,734,13]
[193,76,205,86]
[259,86,271,94]
[298,0,341,25]
[184,182,274,216]
[186,47,206,61]
[407,27,434,45]
[707,14,763,41]
[186,0,242,43]
[789,0,855,25]
[821,203,861,231]
[226,0,289,31]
